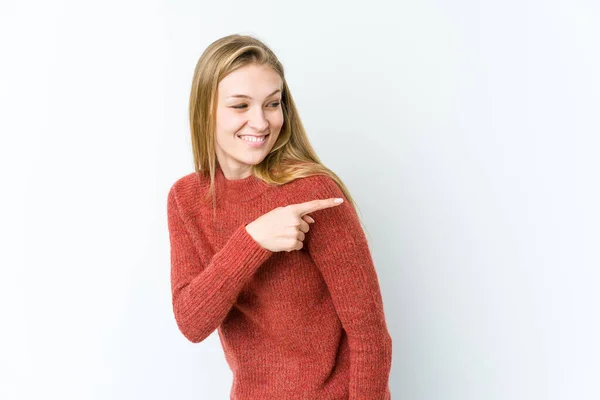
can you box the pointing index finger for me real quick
[292,198,344,216]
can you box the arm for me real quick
[304,177,393,399]
[167,185,273,343]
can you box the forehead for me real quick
[218,64,282,97]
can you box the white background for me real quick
[1,0,598,399]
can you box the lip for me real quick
[237,134,269,137]
[237,133,270,147]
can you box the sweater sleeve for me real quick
[167,185,274,343]
[304,176,393,400]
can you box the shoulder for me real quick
[282,173,345,203]
[167,171,209,212]
[302,173,342,194]
[168,171,204,198]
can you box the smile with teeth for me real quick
[238,135,268,142]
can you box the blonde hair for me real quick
[188,33,369,235]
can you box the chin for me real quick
[239,157,267,166]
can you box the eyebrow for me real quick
[227,89,281,100]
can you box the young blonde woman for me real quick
[167,34,393,399]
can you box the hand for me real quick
[245,198,344,252]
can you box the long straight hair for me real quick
[188,34,368,235]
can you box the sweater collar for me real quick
[215,165,271,203]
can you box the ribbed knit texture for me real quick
[167,165,393,399]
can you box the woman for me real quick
[167,33,392,399]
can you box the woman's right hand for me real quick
[245,197,344,252]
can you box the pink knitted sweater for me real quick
[167,165,393,399]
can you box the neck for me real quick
[215,165,271,203]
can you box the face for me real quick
[214,63,284,180]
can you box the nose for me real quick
[247,108,269,132]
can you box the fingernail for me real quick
[333,198,343,203]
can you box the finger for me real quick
[298,218,311,233]
[292,198,344,216]
[288,238,303,252]
[301,214,313,224]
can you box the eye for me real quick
[231,101,281,110]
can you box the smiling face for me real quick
[214,63,284,180]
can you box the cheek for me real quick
[270,111,284,130]
[216,110,246,134]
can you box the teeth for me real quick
[239,135,266,142]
